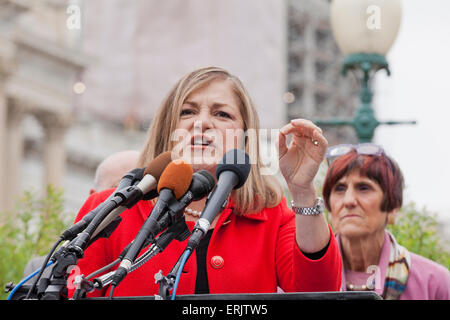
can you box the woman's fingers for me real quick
[281,119,326,148]
[311,127,328,150]
[277,129,288,159]
[281,119,320,139]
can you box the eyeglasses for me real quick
[325,143,393,173]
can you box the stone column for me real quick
[0,43,16,215]
[0,82,7,216]
[5,101,26,211]
[37,112,71,192]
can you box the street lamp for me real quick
[314,0,416,142]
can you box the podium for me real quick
[7,283,381,300]
[87,291,382,300]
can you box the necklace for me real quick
[184,207,202,217]
[346,281,375,291]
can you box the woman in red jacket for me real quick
[71,66,342,298]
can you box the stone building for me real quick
[0,0,88,216]
[286,0,358,146]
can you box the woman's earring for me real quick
[387,213,396,225]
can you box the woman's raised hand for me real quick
[278,119,328,195]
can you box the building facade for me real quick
[0,0,88,217]
[2,0,356,218]
[287,0,358,146]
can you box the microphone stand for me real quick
[84,217,191,299]
[15,169,157,300]
[38,183,144,300]
[72,200,192,299]
[154,247,193,300]
[154,194,215,300]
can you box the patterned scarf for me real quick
[382,231,411,300]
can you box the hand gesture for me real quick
[278,119,328,194]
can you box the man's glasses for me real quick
[325,143,393,173]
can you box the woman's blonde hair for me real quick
[138,66,283,214]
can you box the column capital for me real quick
[35,110,73,133]
[7,98,29,119]
[37,111,71,189]
[0,36,17,78]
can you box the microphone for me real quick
[61,152,173,242]
[91,152,175,239]
[92,216,192,291]
[69,152,175,253]
[96,170,215,292]
[111,159,193,287]
[187,149,251,250]
[166,170,216,218]
[140,169,216,248]
[60,168,141,241]
[165,150,250,299]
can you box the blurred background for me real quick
[0,0,448,241]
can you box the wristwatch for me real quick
[291,197,324,216]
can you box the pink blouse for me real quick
[339,231,450,300]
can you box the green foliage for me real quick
[387,202,450,269]
[0,186,73,300]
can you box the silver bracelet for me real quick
[291,197,324,215]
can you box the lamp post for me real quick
[314,0,416,143]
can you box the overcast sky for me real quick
[373,0,450,228]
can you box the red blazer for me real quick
[70,189,342,297]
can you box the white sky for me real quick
[374,0,450,228]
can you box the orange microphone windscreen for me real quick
[157,159,193,199]
[144,151,175,181]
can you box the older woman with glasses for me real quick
[323,144,450,299]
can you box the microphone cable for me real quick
[109,284,116,300]
[24,236,65,299]
[71,257,122,300]
[171,248,192,300]
[85,258,120,281]
[7,260,54,300]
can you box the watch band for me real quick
[291,197,324,216]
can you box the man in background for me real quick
[89,150,140,195]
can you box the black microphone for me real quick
[87,174,158,244]
[186,149,251,250]
[96,170,215,292]
[25,167,146,300]
[62,152,173,244]
[60,168,143,241]
[140,169,216,248]
[90,171,158,240]
[166,170,216,217]
[111,160,193,288]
